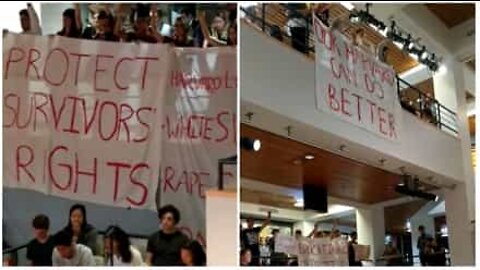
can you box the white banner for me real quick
[313,15,400,140]
[3,34,237,247]
[275,235,349,266]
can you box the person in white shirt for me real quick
[51,230,96,266]
[104,226,143,266]
[19,3,42,35]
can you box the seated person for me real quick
[146,205,189,266]
[104,226,144,266]
[52,230,96,266]
[26,214,55,266]
[180,241,206,266]
[62,204,99,255]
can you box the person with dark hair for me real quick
[417,225,431,266]
[241,212,271,266]
[19,3,41,35]
[91,10,119,41]
[26,214,55,266]
[57,4,83,38]
[62,204,99,255]
[348,231,362,266]
[240,248,252,266]
[104,226,143,266]
[227,22,237,46]
[167,18,194,47]
[52,230,95,266]
[146,204,189,266]
[294,229,303,240]
[180,241,206,266]
[286,5,308,54]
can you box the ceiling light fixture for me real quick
[304,154,315,160]
[241,137,261,152]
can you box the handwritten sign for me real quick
[3,34,237,245]
[314,15,400,140]
[275,235,349,266]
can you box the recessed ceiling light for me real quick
[293,159,302,165]
[304,154,315,160]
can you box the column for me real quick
[355,207,385,264]
[432,56,475,265]
[443,183,475,265]
[293,221,315,237]
[206,190,237,266]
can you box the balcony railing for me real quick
[240,4,458,135]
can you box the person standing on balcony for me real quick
[241,213,271,266]
[18,3,42,35]
[285,4,308,54]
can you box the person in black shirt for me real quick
[417,225,432,266]
[241,212,271,266]
[348,231,362,266]
[146,204,189,266]
[26,214,55,266]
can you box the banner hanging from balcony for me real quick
[3,33,237,245]
[314,15,400,140]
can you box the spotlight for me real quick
[304,154,315,160]
[402,34,412,51]
[241,137,261,151]
[418,46,428,61]
[349,12,360,23]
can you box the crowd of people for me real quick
[239,213,448,267]
[14,204,205,266]
[14,3,237,47]
[239,213,361,267]
[243,3,444,130]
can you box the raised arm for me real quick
[74,3,83,33]
[197,10,226,47]
[307,222,319,238]
[27,3,41,35]
[113,4,127,41]
[149,5,163,43]
[260,211,271,230]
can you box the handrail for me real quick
[2,243,28,255]
[241,4,458,135]
[2,230,149,256]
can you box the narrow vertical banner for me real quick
[313,14,401,141]
[160,47,237,245]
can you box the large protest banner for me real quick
[3,33,236,246]
[313,15,401,140]
[159,48,237,243]
[275,235,349,266]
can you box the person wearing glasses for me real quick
[145,205,189,266]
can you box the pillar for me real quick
[355,207,385,263]
[432,56,475,265]
[206,190,237,266]
[443,184,475,265]
[293,221,315,237]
